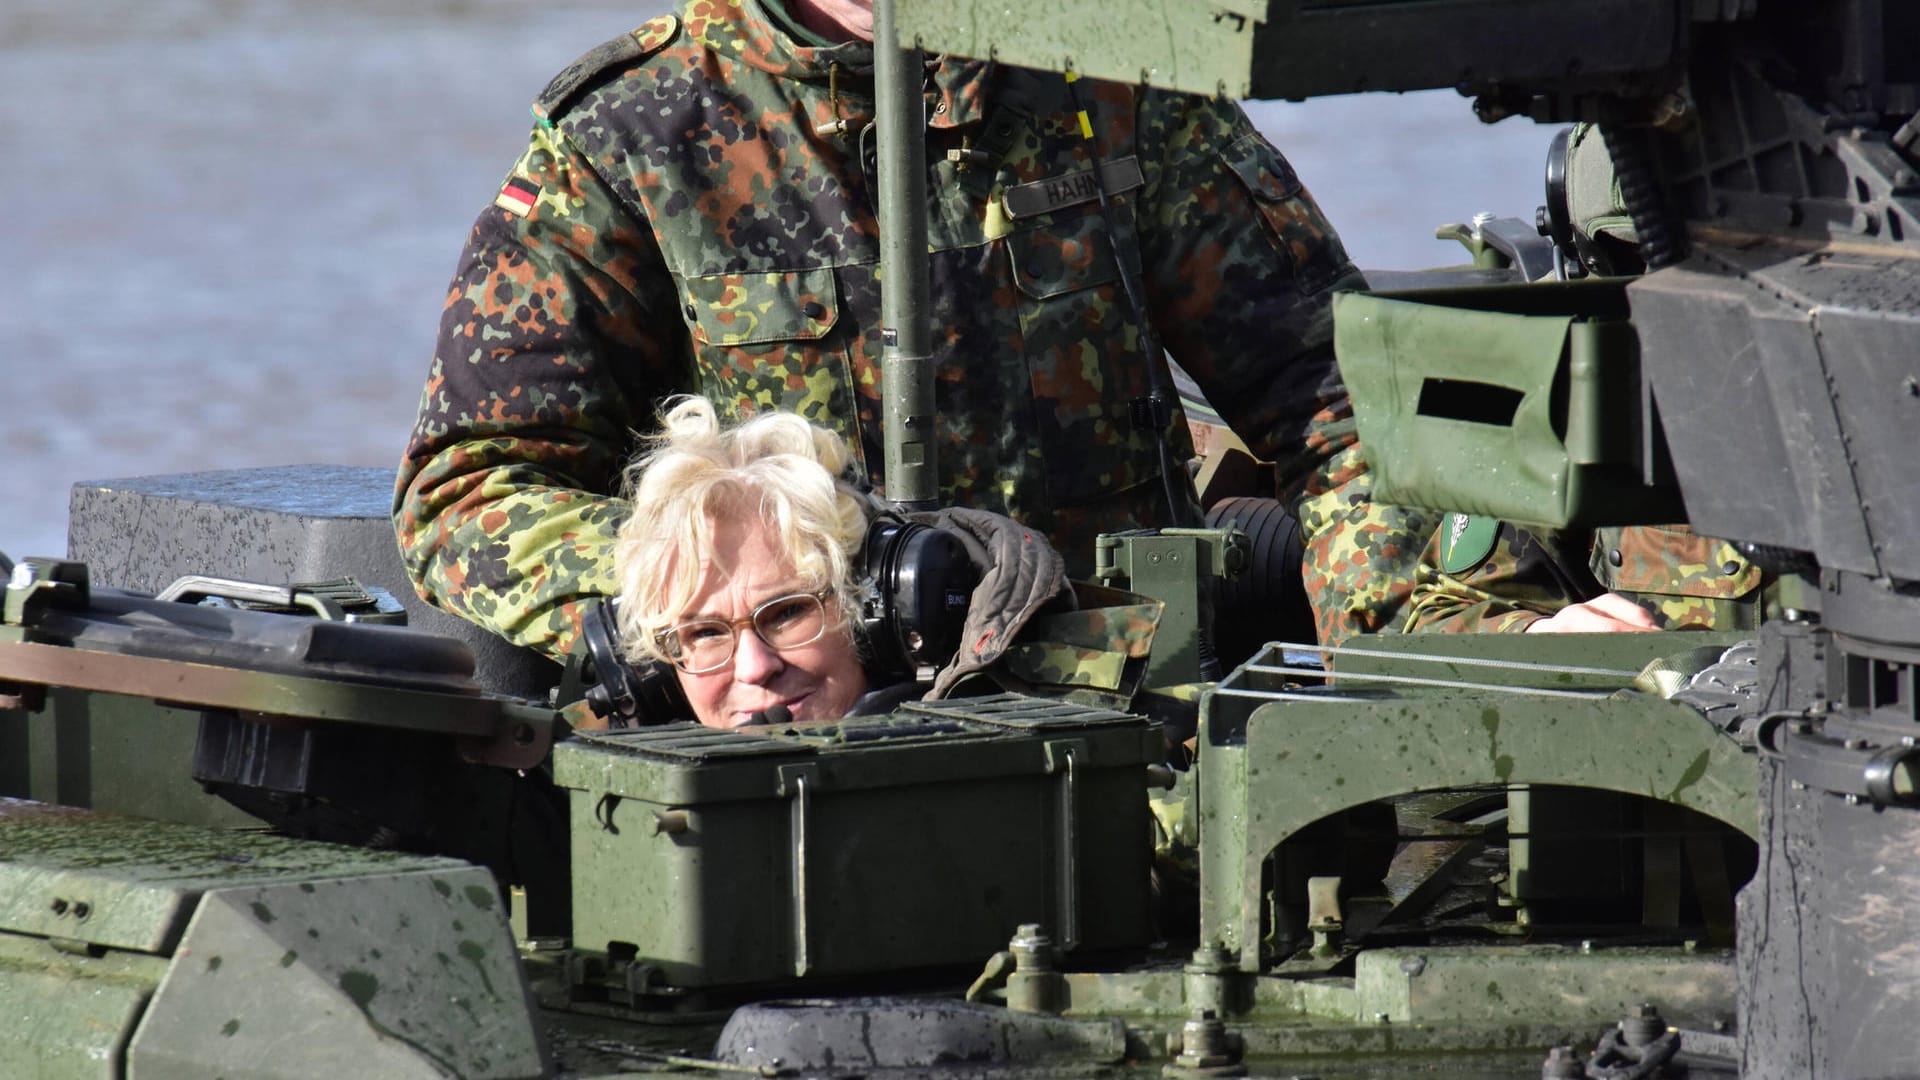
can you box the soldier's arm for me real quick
[392,122,689,660]
[1129,89,1437,640]
[1403,520,1605,633]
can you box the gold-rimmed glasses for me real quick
[656,589,836,675]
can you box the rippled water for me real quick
[2,0,1549,563]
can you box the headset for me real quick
[578,597,685,726]
[855,515,980,684]
[580,514,979,726]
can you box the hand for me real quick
[1523,592,1659,633]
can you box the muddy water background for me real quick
[1,0,1549,563]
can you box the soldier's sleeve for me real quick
[1129,89,1437,642]
[1403,519,1604,633]
[392,120,689,661]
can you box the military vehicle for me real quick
[3,0,1916,1076]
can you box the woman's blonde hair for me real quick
[612,395,869,666]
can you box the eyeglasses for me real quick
[656,590,835,675]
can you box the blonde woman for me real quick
[611,396,1076,729]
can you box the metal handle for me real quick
[155,575,347,621]
[1044,741,1082,950]
[778,764,820,975]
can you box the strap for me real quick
[533,15,681,123]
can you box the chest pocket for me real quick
[677,268,859,424]
[1221,134,1348,296]
[1005,206,1162,508]
[1593,525,1764,630]
[680,268,839,346]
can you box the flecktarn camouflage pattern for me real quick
[1295,440,1443,642]
[392,0,1415,661]
[993,582,1163,708]
[1406,517,1773,633]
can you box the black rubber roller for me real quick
[1204,495,1314,673]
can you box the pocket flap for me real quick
[1602,527,1765,598]
[682,269,838,346]
[1220,133,1302,204]
[1006,212,1122,300]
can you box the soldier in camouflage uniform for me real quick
[1400,125,1782,637]
[1405,517,1776,634]
[393,0,1429,662]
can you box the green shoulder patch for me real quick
[532,15,681,123]
[1438,513,1499,575]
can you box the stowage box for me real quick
[1335,279,1686,529]
[552,694,1162,988]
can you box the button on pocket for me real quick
[680,268,838,347]
[676,267,857,442]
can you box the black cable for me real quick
[1600,124,1687,269]
[1061,72,1196,529]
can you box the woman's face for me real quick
[668,514,867,729]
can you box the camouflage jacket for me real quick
[393,0,1420,660]
[1404,517,1774,633]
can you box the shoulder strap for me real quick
[533,15,682,124]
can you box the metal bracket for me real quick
[2,559,90,628]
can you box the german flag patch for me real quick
[494,176,540,217]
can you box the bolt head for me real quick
[1190,942,1232,969]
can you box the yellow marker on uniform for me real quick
[1063,70,1094,138]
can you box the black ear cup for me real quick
[858,519,980,681]
[581,599,687,726]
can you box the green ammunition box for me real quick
[552,694,1162,988]
[1335,279,1686,528]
